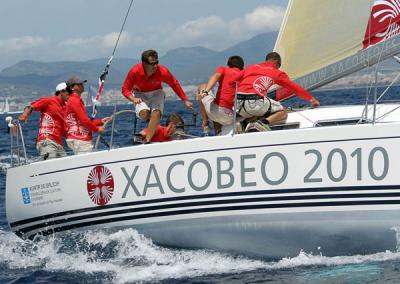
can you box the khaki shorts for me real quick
[66,139,94,155]
[236,94,284,118]
[134,89,165,119]
[36,138,66,160]
[202,93,234,125]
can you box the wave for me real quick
[0,155,11,170]
[0,154,35,171]
[1,228,400,283]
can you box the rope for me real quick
[111,0,134,58]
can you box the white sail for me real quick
[274,0,400,91]
[4,98,10,113]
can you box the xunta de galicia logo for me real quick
[87,165,114,206]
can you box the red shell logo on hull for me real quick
[87,165,114,206]
[363,0,400,48]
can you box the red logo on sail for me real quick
[363,0,400,48]
[87,165,114,206]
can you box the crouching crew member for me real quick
[197,55,244,135]
[236,52,320,132]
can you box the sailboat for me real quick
[0,98,10,114]
[6,0,400,258]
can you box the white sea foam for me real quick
[0,154,35,171]
[1,228,400,283]
[0,155,12,170]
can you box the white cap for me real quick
[55,82,67,92]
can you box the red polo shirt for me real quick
[214,66,242,109]
[142,125,173,142]
[31,96,67,145]
[237,62,313,101]
[121,63,188,101]
[66,93,103,141]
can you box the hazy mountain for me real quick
[0,32,278,98]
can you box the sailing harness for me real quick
[92,0,134,118]
[236,94,272,118]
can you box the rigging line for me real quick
[92,0,134,118]
[111,0,134,58]
[367,16,394,96]
[364,72,400,122]
[376,71,400,103]
[376,104,400,121]
[362,12,394,120]
[289,108,317,125]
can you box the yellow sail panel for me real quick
[274,0,374,80]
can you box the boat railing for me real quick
[5,116,28,167]
[94,109,136,151]
[94,108,201,151]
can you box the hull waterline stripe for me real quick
[33,135,400,176]
[21,199,400,239]
[14,192,400,236]
[10,184,400,227]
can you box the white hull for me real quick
[6,104,400,258]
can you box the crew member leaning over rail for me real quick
[19,82,70,160]
[65,76,111,155]
[236,52,320,132]
[121,49,193,144]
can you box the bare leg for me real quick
[264,110,288,125]
[213,121,222,135]
[145,110,161,143]
[139,109,150,121]
[197,84,209,130]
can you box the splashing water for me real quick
[0,228,266,283]
[2,227,400,283]
[391,226,400,252]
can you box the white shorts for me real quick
[66,139,94,155]
[36,138,66,160]
[236,94,284,118]
[134,89,165,119]
[202,92,234,125]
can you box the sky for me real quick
[0,0,288,70]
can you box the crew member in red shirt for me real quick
[121,49,193,143]
[65,76,111,154]
[236,52,320,132]
[197,55,244,135]
[139,113,186,142]
[140,125,174,142]
[19,82,70,160]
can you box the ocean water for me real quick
[2,88,400,283]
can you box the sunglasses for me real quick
[145,60,159,66]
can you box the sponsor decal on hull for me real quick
[87,165,115,206]
[120,147,390,199]
[20,181,63,207]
